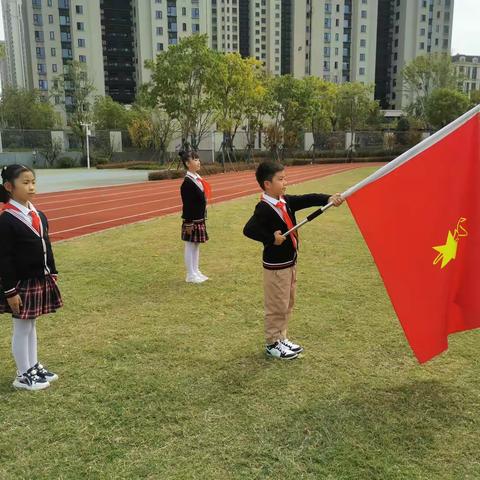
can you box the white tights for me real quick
[184,242,201,278]
[12,317,38,374]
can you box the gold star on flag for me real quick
[433,231,458,269]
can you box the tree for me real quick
[145,35,218,151]
[425,88,470,129]
[52,60,96,153]
[470,89,480,106]
[335,82,378,151]
[93,96,131,131]
[210,52,264,165]
[401,53,462,122]
[128,107,178,164]
[0,87,59,129]
[266,75,310,159]
[302,77,337,159]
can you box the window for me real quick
[420,42,425,50]
[79,55,86,62]
[420,28,425,35]
[157,42,164,51]
[324,32,331,42]
[182,7,186,15]
[324,18,331,28]
[37,63,46,74]
[192,8,200,18]
[33,14,43,25]
[182,22,187,31]
[361,25,367,33]
[36,47,45,58]
[360,39,366,47]
[77,22,84,31]
[361,10,367,18]
[32,0,41,8]
[325,3,331,13]
[49,31,55,40]
[156,10,162,19]
[39,80,48,90]
[156,26,163,35]
[49,14,54,23]
[35,31,44,42]
[47,0,52,5]
[76,5,83,14]
[51,47,56,56]
[360,53,365,61]
[324,47,331,57]
[167,6,176,15]
[52,64,57,72]
[192,23,200,33]
[78,38,85,47]
[359,67,365,75]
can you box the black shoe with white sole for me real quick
[34,362,58,383]
[13,367,50,391]
[280,338,304,354]
[266,341,298,360]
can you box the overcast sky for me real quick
[0,0,479,55]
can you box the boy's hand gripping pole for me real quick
[282,202,334,238]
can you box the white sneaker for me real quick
[280,338,304,354]
[196,272,209,281]
[186,274,206,283]
[266,341,298,360]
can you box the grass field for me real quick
[1,167,479,479]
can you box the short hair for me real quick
[255,161,285,190]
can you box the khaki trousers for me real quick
[263,265,297,344]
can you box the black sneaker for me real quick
[13,367,50,391]
[34,362,58,383]
[280,338,304,354]
[266,341,298,360]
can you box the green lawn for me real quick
[1,167,479,479]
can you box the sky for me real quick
[0,0,479,55]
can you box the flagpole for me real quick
[283,104,480,238]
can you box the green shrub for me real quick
[55,156,77,168]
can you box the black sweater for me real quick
[0,210,57,296]
[243,193,330,269]
[180,176,207,224]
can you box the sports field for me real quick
[1,166,479,479]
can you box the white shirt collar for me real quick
[9,199,36,216]
[186,171,201,180]
[262,193,285,207]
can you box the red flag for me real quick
[346,109,480,363]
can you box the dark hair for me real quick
[0,164,35,203]
[178,150,193,169]
[255,161,285,190]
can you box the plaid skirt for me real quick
[181,220,209,243]
[0,275,63,320]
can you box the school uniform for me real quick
[243,192,330,344]
[180,171,209,243]
[0,200,62,320]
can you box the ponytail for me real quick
[178,150,193,169]
[1,164,35,203]
[0,184,9,203]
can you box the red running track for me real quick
[34,163,381,242]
